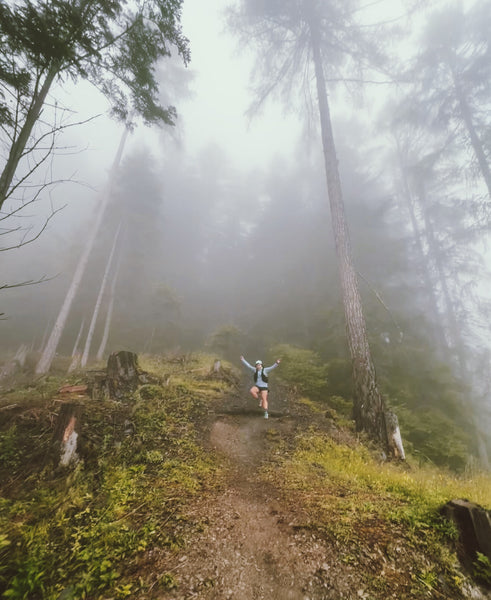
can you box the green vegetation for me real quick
[271,342,475,470]
[270,343,329,400]
[0,354,228,600]
[261,410,491,599]
[1,351,489,598]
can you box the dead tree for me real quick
[81,223,121,367]
[35,126,130,375]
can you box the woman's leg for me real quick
[250,385,260,400]
[260,389,268,411]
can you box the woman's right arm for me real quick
[240,356,254,371]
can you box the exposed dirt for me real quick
[154,388,378,600]
[146,381,491,600]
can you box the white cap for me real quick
[255,359,262,365]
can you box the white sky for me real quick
[50,0,431,194]
[178,0,302,169]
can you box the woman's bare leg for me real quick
[250,386,260,401]
[260,389,268,411]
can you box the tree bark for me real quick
[308,16,395,452]
[52,403,83,468]
[0,64,59,209]
[441,499,491,568]
[106,351,140,400]
[35,126,129,375]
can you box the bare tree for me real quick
[96,259,121,361]
[35,125,129,375]
[81,223,121,367]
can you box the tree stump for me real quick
[441,499,491,571]
[106,351,140,399]
[52,403,83,468]
[384,410,405,460]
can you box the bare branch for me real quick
[0,274,55,291]
[0,203,65,251]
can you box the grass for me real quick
[261,420,491,599]
[1,354,489,599]
[0,353,231,600]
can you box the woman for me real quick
[240,355,281,419]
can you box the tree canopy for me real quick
[0,0,190,210]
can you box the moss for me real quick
[261,428,491,598]
[0,353,229,600]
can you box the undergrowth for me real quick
[261,413,491,599]
[0,353,229,600]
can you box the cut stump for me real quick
[106,351,140,400]
[441,498,491,574]
[52,403,83,468]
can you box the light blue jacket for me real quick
[240,357,279,388]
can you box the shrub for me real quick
[270,344,328,399]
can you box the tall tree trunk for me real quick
[416,182,462,355]
[96,259,120,361]
[0,64,59,209]
[68,318,85,373]
[81,223,121,367]
[35,125,130,375]
[308,15,398,453]
[71,319,85,358]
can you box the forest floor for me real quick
[150,382,489,600]
[162,409,338,600]
[1,355,490,600]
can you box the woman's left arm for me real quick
[265,359,281,373]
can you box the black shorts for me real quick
[255,386,268,392]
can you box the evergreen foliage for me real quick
[270,343,328,400]
[0,0,189,127]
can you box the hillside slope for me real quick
[0,353,490,599]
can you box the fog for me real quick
[1,0,490,460]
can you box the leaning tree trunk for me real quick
[309,17,401,455]
[35,125,130,375]
[96,258,120,361]
[68,318,85,373]
[0,63,59,210]
[81,223,121,367]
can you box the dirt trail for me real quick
[163,403,344,600]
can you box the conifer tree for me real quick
[0,0,189,210]
[227,0,404,456]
